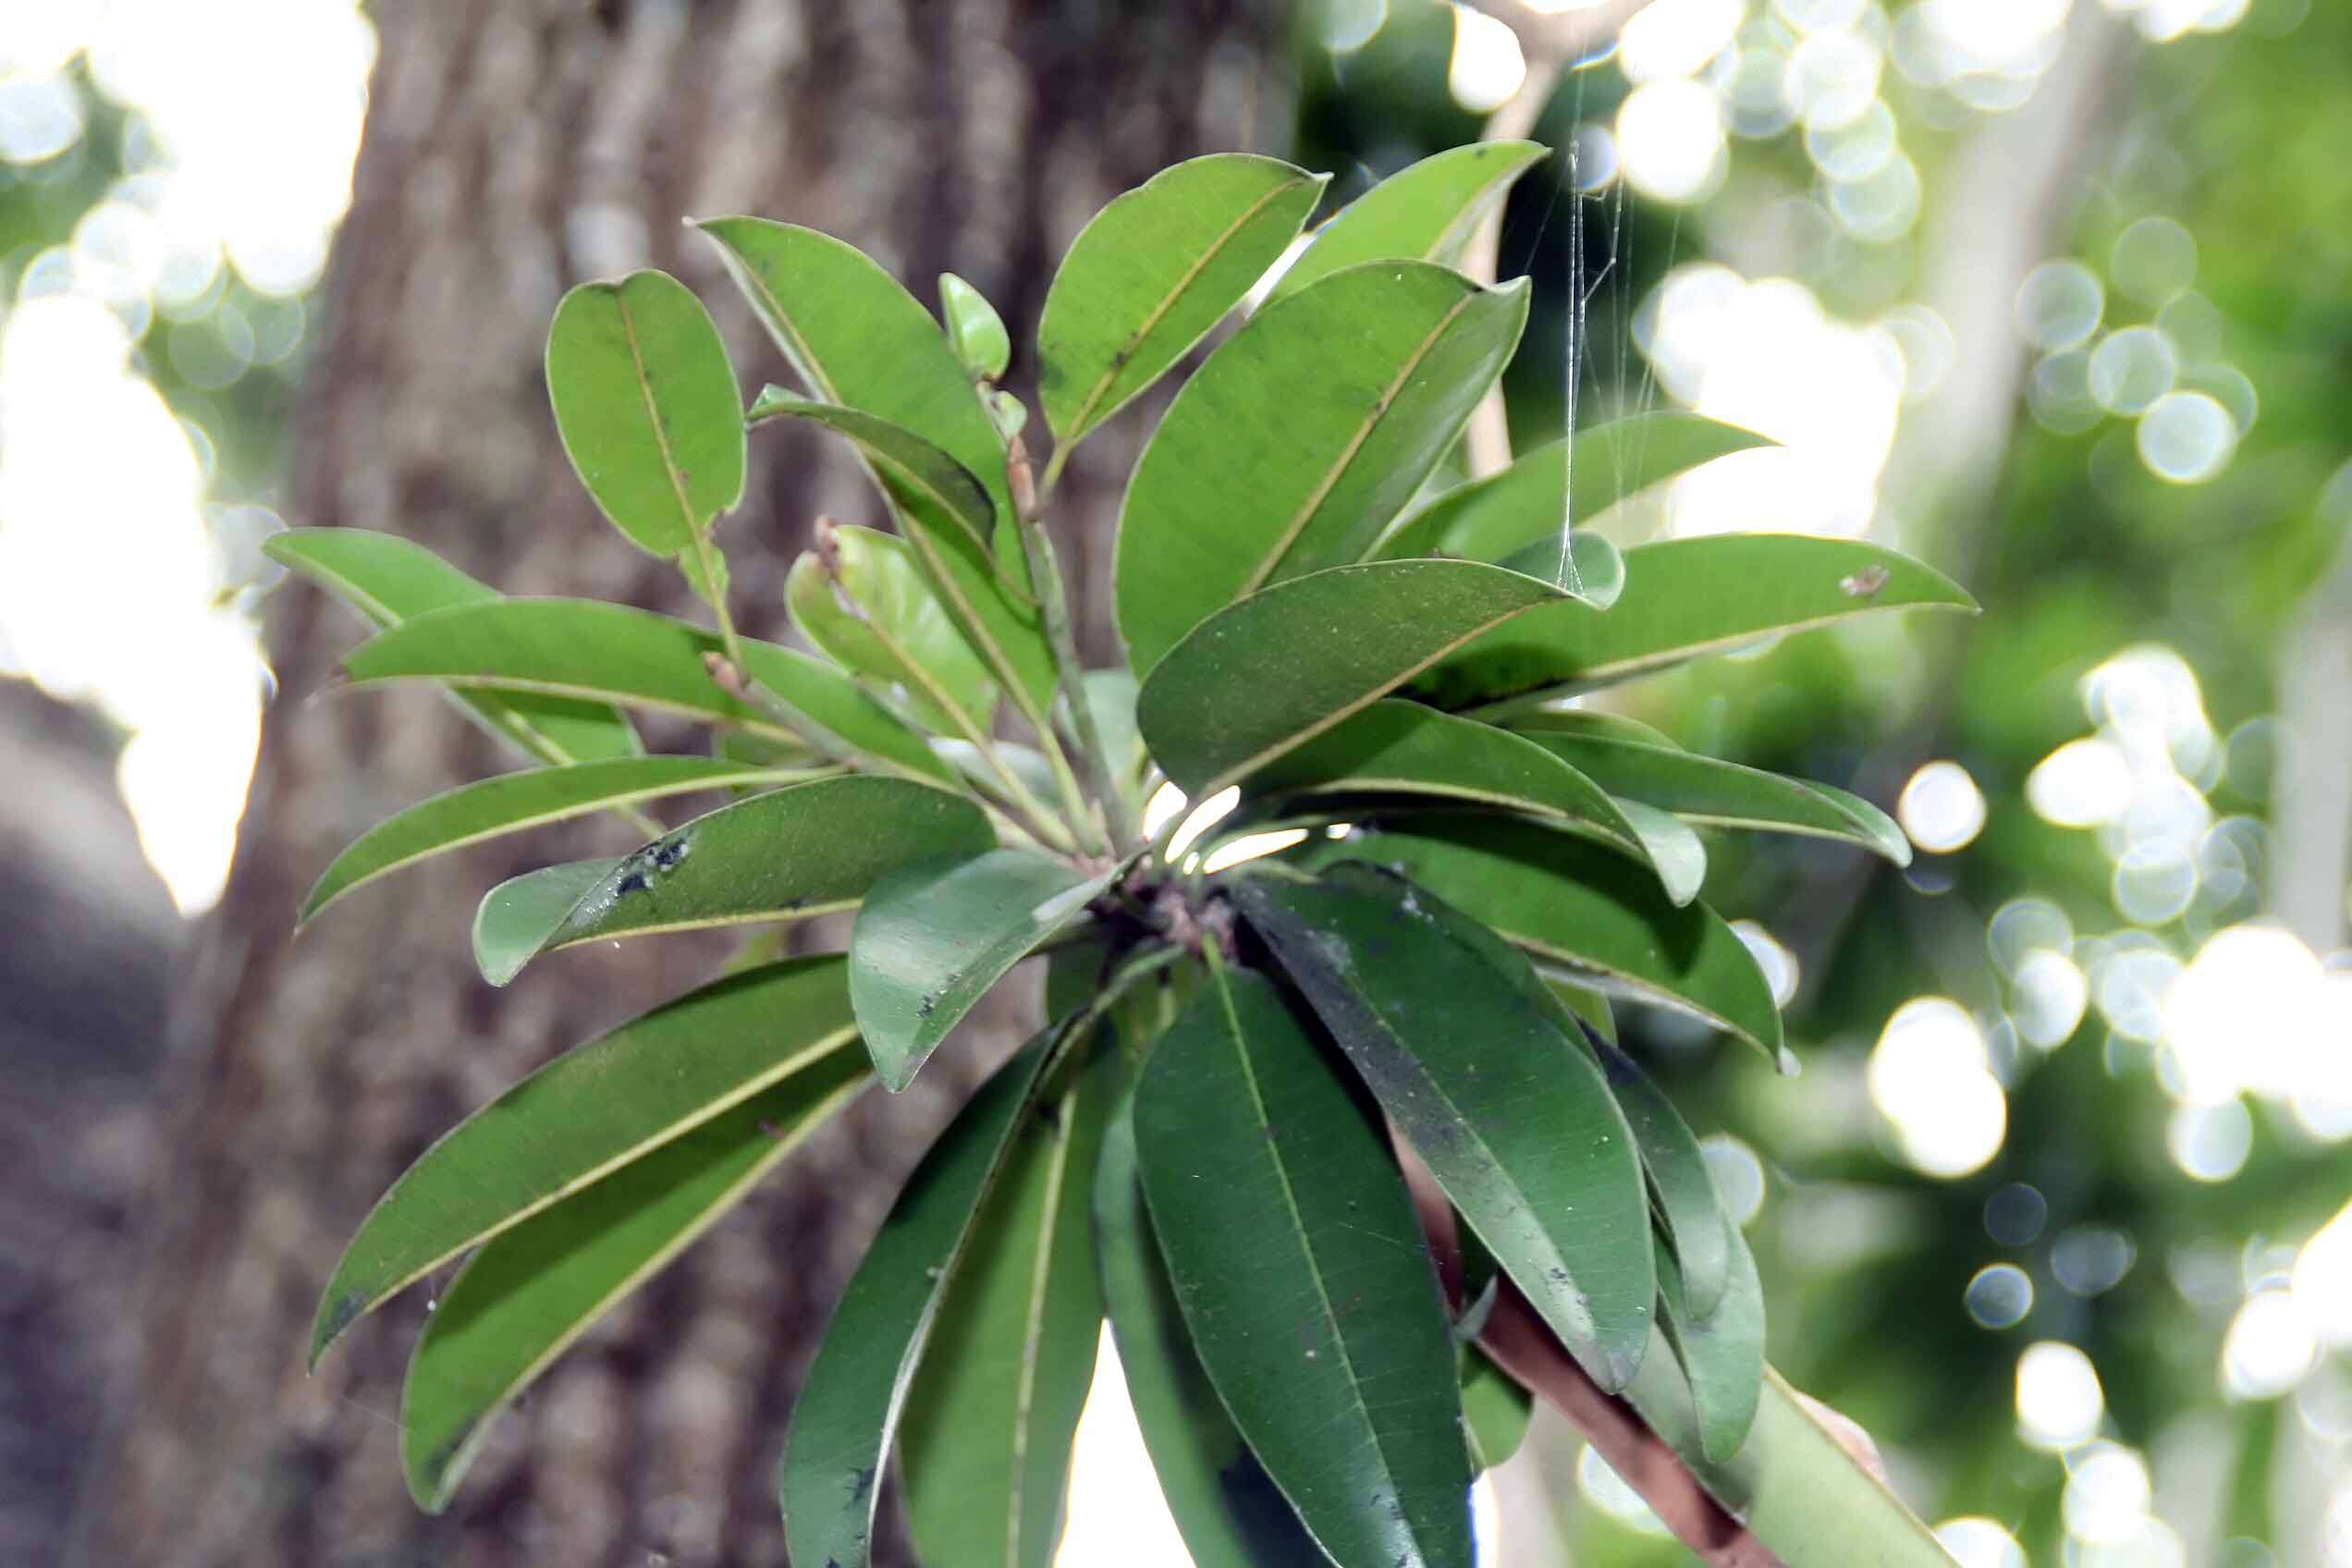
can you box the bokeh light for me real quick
[1868,998,2006,1177]
[2015,1340,2105,1450]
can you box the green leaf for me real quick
[545,270,745,557]
[1093,1095,1323,1568]
[1037,153,1325,448]
[696,216,1015,528]
[1461,1344,1533,1474]
[1270,141,1548,304]
[850,849,1109,1092]
[1115,264,1531,675]
[788,523,998,738]
[300,755,816,925]
[338,597,950,782]
[751,393,1058,724]
[1233,874,1656,1392]
[1074,668,1146,797]
[1245,699,1703,904]
[1547,975,1618,1046]
[676,537,731,607]
[1592,1039,1735,1320]
[471,776,993,986]
[1653,1230,1766,1464]
[1133,962,1473,1568]
[939,271,1011,382]
[1516,723,1911,864]
[1410,534,1978,714]
[900,1036,1119,1568]
[1297,815,1784,1064]
[266,528,639,766]
[1136,559,1564,795]
[1372,413,1774,563]
[779,1032,1060,1568]
[310,955,859,1366]
[401,1046,865,1511]
[1495,529,1627,609]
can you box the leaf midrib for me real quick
[1005,1080,1079,1568]
[615,287,709,551]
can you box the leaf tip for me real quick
[308,1285,370,1370]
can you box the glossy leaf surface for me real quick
[400,1047,865,1509]
[787,523,998,738]
[1038,153,1325,447]
[1136,560,1563,794]
[1593,1040,1734,1318]
[300,755,805,924]
[849,848,1109,1091]
[779,1036,1056,1568]
[310,956,858,1365]
[1116,264,1530,674]
[1134,963,1473,1568]
[1269,141,1546,303]
[267,529,638,766]
[1297,817,1783,1062]
[900,1038,1119,1568]
[938,271,1011,382]
[545,270,744,557]
[1235,875,1656,1391]
[1412,534,1978,713]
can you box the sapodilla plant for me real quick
[276,143,1976,1567]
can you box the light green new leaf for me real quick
[939,271,1012,383]
[1517,726,1910,864]
[267,528,639,766]
[850,848,1109,1092]
[1133,963,1473,1568]
[1136,559,1564,795]
[1411,534,1978,714]
[900,1038,1120,1568]
[696,216,1016,529]
[545,270,745,557]
[471,776,992,986]
[300,755,817,925]
[788,524,998,738]
[1234,875,1655,1392]
[1591,1039,1735,1319]
[1116,264,1531,675]
[779,1034,1059,1568]
[401,1047,866,1510]
[1246,699,1703,904]
[1074,668,1146,797]
[1495,529,1627,609]
[1653,1230,1766,1464]
[1270,141,1548,304]
[1372,413,1773,564]
[1093,1096,1323,1568]
[1037,153,1325,448]
[752,392,1058,723]
[338,597,950,782]
[1462,1345,1534,1474]
[310,955,859,1366]
[1298,816,1783,1064]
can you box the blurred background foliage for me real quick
[4,2,2347,1565]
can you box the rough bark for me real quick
[75,6,1282,1564]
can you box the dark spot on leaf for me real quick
[616,871,651,896]
[848,1464,876,1503]
[916,995,936,1019]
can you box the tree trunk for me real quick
[76,6,1283,1564]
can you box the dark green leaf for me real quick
[1116,264,1531,674]
[1234,875,1655,1391]
[472,776,993,986]
[401,1045,865,1510]
[1653,1230,1766,1464]
[545,270,745,556]
[1461,1345,1533,1474]
[695,216,1014,528]
[310,956,859,1366]
[939,271,1011,382]
[1372,413,1774,563]
[1411,534,1978,714]
[849,848,1109,1091]
[1592,1040,1734,1319]
[1136,559,1564,795]
[1092,1095,1322,1568]
[338,597,950,782]
[1037,153,1325,448]
[301,755,817,925]
[1246,699,1703,903]
[1269,141,1548,303]
[1517,725,1911,864]
[1297,816,1784,1064]
[266,528,639,766]
[900,1037,1120,1568]
[779,1033,1060,1568]
[788,523,998,739]
[1133,962,1472,1568]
